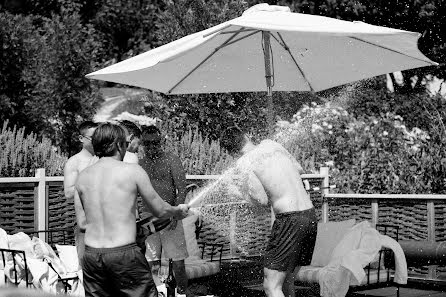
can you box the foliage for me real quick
[0,13,35,129]
[274,102,443,193]
[0,11,103,156]
[164,127,234,175]
[91,0,161,64]
[0,121,67,177]
[343,77,446,134]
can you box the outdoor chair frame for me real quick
[349,224,400,296]
[1,228,78,293]
[0,248,33,288]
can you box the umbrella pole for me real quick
[263,31,275,135]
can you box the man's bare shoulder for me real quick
[113,161,146,177]
[64,153,81,171]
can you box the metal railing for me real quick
[2,166,446,280]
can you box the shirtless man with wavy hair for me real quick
[74,123,189,297]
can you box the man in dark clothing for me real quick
[140,125,189,296]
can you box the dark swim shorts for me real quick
[81,243,158,297]
[264,208,317,272]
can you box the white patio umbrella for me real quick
[87,3,437,97]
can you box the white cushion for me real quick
[310,219,356,267]
[55,244,79,272]
[295,265,392,285]
[182,214,201,259]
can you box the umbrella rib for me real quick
[219,30,261,49]
[273,32,315,92]
[167,28,246,94]
[349,36,434,64]
[220,28,258,34]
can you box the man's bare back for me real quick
[238,140,313,214]
[76,158,188,249]
[76,159,140,248]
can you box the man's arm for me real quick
[123,151,139,164]
[170,155,187,205]
[295,160,304,174]
[246,170,269,206]
[63,157,78,200]
[134,164,188,219]
[74,187,87,231]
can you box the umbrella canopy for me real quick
[86,3,437,95]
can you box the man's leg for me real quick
[283,267,299,297]
[147,260,163,287]
[160,221,189,295]
[81,247,111,297]
[74,226,85,268]
[107,244,158,297]
[264,267,287,297]
[145,233,163,287]
[173,259,188,295]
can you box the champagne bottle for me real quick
[166,258,176,297]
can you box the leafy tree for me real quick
[0,13,40,130]
[91,0,161,64]
[29,11,103,154]
[0,10,102,155]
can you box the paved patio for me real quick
[239,284,446,297]
[353,287,446,297]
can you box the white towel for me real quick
[319,221,407,297]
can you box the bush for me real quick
[164,126,234,175]
[274,102,435,194]
[0,121,67,177]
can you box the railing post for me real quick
[371,199,379,227]
[35,168,47,241]
[229,211,237,260]
[427,200,437,279]
[320,167,329,223]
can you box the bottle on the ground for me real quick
[166,258,176,297]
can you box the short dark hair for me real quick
[119,120,141,138]
[92,123,126,158]
[141,125,162,144]
[78,121,98,136]
[141,125,161,137]
[220,126,246,154]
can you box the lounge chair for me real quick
[295,221,406,297]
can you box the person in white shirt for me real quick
[63,121,99,262]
